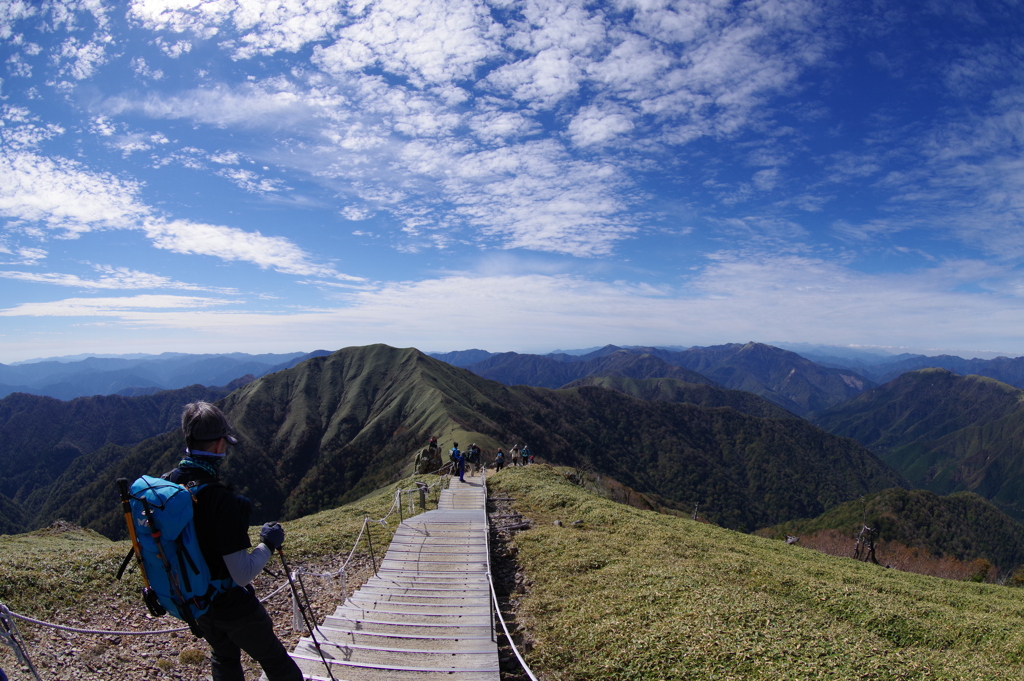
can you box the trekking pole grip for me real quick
[116,477,129,501]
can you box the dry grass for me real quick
[798,529,996,582]
[489,465,1024,681]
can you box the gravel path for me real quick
[1,556,376,681]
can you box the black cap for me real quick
[182,402,238,453]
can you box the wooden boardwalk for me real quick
[285,474,499,681]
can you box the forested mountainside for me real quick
[0,384,233,506]
[7,345,903,537]
[562,375,796,419]
[462,349,715,389]
[810,369,1024,451]
[463,342,871,416]
[762,487,1024,572]
[864,355,1024,386]
[810,369,1024,520]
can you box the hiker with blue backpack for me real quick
[156,402,302,681]
[450,442,465,482]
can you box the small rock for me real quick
[553,520,563,527]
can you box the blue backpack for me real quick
[126,475,235,636]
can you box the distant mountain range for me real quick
[449,342,870,417]
[8,341,1024,573]
[810,369,1024,521]
[1,344,904,537]
[0,351,331,400]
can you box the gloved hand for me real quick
[259,522,284,552]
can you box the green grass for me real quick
[489,465,1024,680]
[0,474,446,615]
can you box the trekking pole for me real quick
[116,478,166,618]
[0,602,43,681]
[278,550,337,681]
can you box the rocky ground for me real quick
[488,493,534,681]
[1,555,376,681]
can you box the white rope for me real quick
[482,472,541,681]
[4,611,189,636]
[0,579,292,639]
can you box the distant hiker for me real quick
[468,443,481,477]
[522,444,532,465]
[495,448,505,472]
[511,443,520,467]
[450,442,461,478]
[165,401,302,681]
[450,443,465,482]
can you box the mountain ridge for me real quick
[10,344,905,537]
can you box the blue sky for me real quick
[1,0,1022,363]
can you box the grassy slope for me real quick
[488,466,1024,680]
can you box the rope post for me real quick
[364,518,378,576]
[291,573,303,633]
[397,489,403,524]
[417,482,428,510]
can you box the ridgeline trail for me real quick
[279,474,501,681]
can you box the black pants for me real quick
[197,586,303,681]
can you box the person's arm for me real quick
[222,544,272,586]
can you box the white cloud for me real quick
[342,206,373,221]
[0,122,359,280]
[0,294,235,317]
[154,37,193,58]
[216,167,287,193]
[468,110,540,143]
[90,115,116,136]
[209,151,242,164]
[6,257,1022,356]
[440,141,636,255]
[143,219,363,280]
[313,0,502,86]
[131,56,164,80]
[0,265,235,292]
[54,35,111,80]
[567,105,634,147]
[6,52,32,78]
[104,84,313,129]
[486,47,582,109]
[0,1,37,41]
[0,150,150,235]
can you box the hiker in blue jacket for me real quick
[166,401,302,681]
[450,442,465,482]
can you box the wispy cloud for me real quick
[5,257,1021,356]
[0,117,362,281]
[0,265,237,292]
[0,294,235,317]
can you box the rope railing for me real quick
[0,470,453,677]
[482,470,540,681]
[283,471,451,630]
